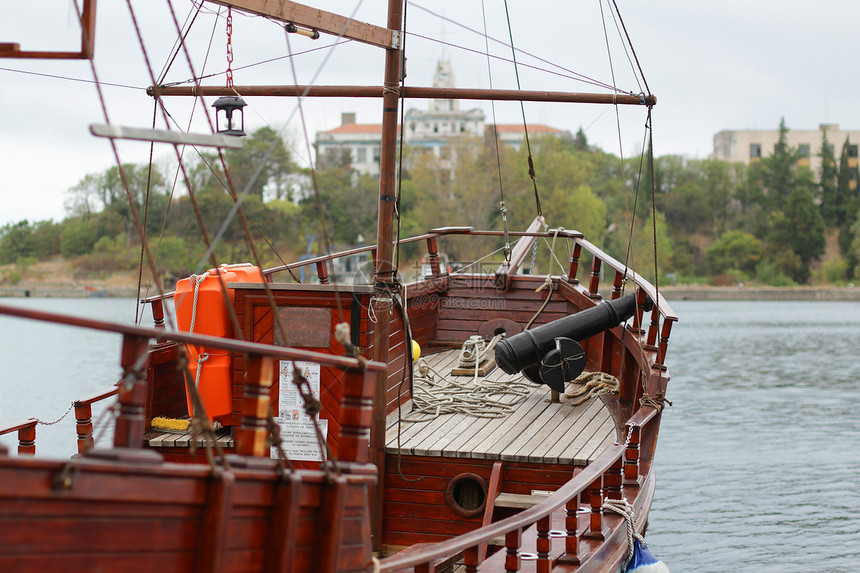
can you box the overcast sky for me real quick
[3,0,860,227]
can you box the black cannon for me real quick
[494,292,650,392]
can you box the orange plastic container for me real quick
[175,263,264,425]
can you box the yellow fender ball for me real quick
[411,340,421,361]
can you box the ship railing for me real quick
[0,419,38,456]
[378,406,660,572]
[141,223,677,366]
[0,302,385,463]
[0,384,120,456]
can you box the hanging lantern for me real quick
[212,95,247,137]
[212,7,246,137]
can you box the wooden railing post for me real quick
[606,458,623,500]
[536,516,551,573]
[629,288,647,336]
[624,425,643,487]
[113,335,150,449]
[560,492,581,565]
[338,367,375,464]
[0,419,38,456]
[316,261,330,284]
[150,300,165,330]
[75,402,94,454]
[566,242,582,283]
[464,545,480,573]
[611,270,624,300]
[656,318,676,369]
[505,528,522,572]
[235,353,274,457]
[426,236,441,277]
[588,256,602,299]
[584,477,605,540]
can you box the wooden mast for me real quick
[368,0,404,548]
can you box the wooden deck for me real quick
[385,349,617,466]
[146,426,233,449]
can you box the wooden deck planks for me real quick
[385,349,616,466]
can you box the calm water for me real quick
[648,300,860,572]
[1,298,858,570]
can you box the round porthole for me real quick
[446,473,488,518]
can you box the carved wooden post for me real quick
[18,421,36,456]
[645,311,660,352]
[584,477,605,540]
[505,528,522,572]
[114,335,150,449]
[150,300,165,330]
[316,261,330,284]
[588,256,602,299]
[656,317,675,369]
[338,366,375,464]
[611,270,624,300]
[536,515,551,573]
[606,458,623,500]
[426,236,441,277]
[75,402,94,454]
[624,425,643,487]
[561,492,581,564]
[629,288,647,336]
[566,242,582,283]
[235,353,274,457]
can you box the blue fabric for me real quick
[626,539,669,572]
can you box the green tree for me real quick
[766,180,826,283]
[224,126,296,200]
[756,118,800,213]
[705,230,762,275]
[818,129,838,225]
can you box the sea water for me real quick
[1,298,858,571]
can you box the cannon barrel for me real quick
[495,292,646,377]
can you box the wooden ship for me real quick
[0,1,676,572]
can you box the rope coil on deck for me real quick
[404,353,532,421]
[565,371,620,406]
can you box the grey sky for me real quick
[2,0,859,226]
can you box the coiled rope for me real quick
[565,371,620,406]
[404,344,532,422]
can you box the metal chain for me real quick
[225,8,234,88]
[35,402,75,426]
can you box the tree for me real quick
[705,230,762,275]
[818,129,838,225]
[766,179,825,283]
[756,118,800,212]
[224,126,295,200]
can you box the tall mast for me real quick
[369,0,404,547]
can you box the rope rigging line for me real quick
[481,0,511,263]
[408,2,631,95]
[502,0,543,221]
[565,371,620,406]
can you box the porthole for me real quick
[446,473,487,518]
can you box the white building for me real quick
[315,59,571,176]
[713,123,860,177]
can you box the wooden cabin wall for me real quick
[233,287,369,467]
[434,275,571,344]
[381,454,580,547]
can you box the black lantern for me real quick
[212,95,247,137]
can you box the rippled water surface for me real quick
[2,299,859,570]
[648,300,860,572]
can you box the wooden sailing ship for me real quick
[0,1,676,571]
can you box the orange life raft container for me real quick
[175,263,264,425]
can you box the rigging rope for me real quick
[565,371,620,406]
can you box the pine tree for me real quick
[818,130,838,225]
[835,137,853,227]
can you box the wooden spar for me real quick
[205,0,399,49]
[368,0,404,550]
[149,84,656,106]
[0,0,97,60]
